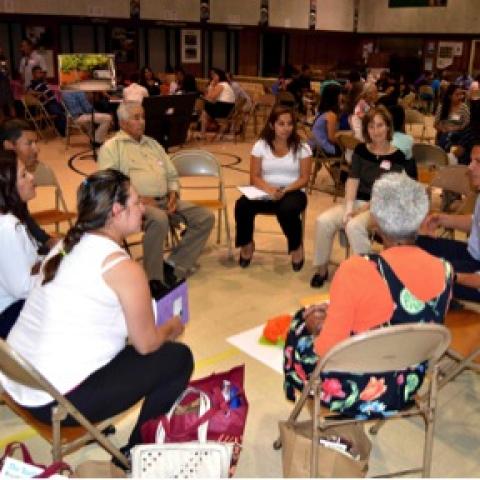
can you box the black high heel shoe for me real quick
[238,242,254,268]
[310,271,328,288]
[291,246,304,271]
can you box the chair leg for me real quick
[369,419,386,435]
[223,206,234,259]
[216,209,222,244]
[309,160,321,194]
[51,405,67,462]
[423,368,439,477]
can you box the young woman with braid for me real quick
[0,169,194,461]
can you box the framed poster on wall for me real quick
[181,30,201,64]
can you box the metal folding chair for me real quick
[274,323,451,477]
[0,338,129,469]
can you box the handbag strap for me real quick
[0,442,44,469]
[34,461,72,478]
[156,387,211,443]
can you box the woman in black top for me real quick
[310,105,413,288]
[139,66,161,96]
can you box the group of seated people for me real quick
[1,63,480,468]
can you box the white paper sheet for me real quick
[227,324,283,374]
[237,186,271,201]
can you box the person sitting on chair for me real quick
[62,90,112,147]
[0,150,41,338]
[28,66,66,137]
[0,169,193,459]
[284,173,453,417]
[1,120,58,254]
[310,106,414,288]
[98,102,214,288]
[200,68,235,139]
[416,142,480,303]
[308,83,342,157]
[234,105,312,271]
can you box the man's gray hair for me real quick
[117,101,143,123]
[370,172,429,240]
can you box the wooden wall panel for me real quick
[238,29,259,76]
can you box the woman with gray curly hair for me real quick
[284,173,454,417]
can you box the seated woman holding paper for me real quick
[1,169,193,458]
[310,105,414,288]
[0,150,41,339]
[234,105,312,270]
[284,173,453,417]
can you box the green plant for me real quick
[59,55,81,72]
[78,54,110,72]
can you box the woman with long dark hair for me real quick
[434,83,470,160]
[235,105,312,270]
[139,66,161,96]
[309,83,342,157]
[200,68,235,138]
[0,150,40,338]
[1,169,193,460]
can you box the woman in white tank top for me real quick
[1,169,194,466]
[200,67,235,139]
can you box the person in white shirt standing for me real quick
[234,105,312,270]
[19,38,47,90]
[0,149,40,338]
[123,73,149,104]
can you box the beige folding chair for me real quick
[21,94,50,141]
[0,338,129,468]
[253,93,275,135]
[405,108,427,142]
[413,143,449,186]
[170,149,233,259]
[216,96,247,143]
[274,323,451,478]
[60,98,92,148]
[30,162,76,233]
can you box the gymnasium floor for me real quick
[1,119,480,477]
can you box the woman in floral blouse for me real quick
[284,173,453,418]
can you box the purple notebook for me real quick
[154,280,189,325]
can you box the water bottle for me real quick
[221,380,231,403]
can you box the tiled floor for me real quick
[1,119,480,477]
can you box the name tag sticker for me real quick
[380,160,391,171]
[450,113,461,121]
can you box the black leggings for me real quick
[235,190,307,252]
[26,342,194,449]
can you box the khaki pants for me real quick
[76,112,112,143]
[143,198,215,282]
[313,200,371,267]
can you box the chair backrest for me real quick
[256,93,276,108]
[412,143,449,167]
[276,91,296,106]
[33,161,60,188]
[405,108,425,126]
[171,149,221,179]
[318,323,451,374]
[336,132,360,152]
[430,165,473,196]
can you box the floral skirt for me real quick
[283,310,426,419]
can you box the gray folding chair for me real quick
[170,149,233,259]
[274,323,451,478]
[0,338,129,469]
[31,162,76,233]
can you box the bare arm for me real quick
[325,111,339,145]
[423,212,472,236]
[205,83,223,102]
[103,254,184,355]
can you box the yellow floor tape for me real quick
[0,346,242,448]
